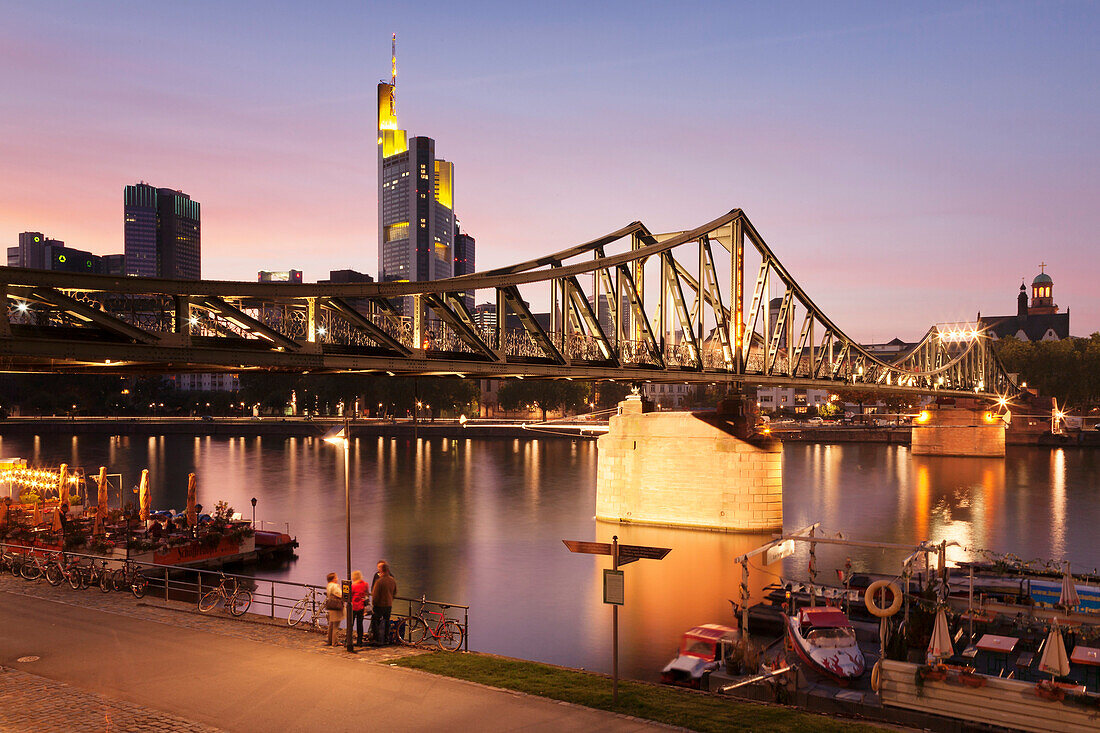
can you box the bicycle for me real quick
[20,551,60,584]
[287,586,329,631]
[111,560,148,598]
[197,572,252,616]
[401,595,464,651]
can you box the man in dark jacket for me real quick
[370,561,397,646]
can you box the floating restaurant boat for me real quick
[0,460,297,570]
[785,607,865,683]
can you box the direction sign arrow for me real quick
[562,540,671,564]
[563,540,613,555]
[618,544,672,561]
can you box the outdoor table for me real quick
[1071,646,1100,691]
[977,634,1017,676]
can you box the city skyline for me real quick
[1,2,1098,341]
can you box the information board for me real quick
[603,569,624,605]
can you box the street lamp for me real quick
[323,418,355,653]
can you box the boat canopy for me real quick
[683,624,738,641]
[798,608,852,628]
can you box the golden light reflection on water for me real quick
[6,434,1097,680]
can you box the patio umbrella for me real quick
[138,469,150,522]
[93,466,107,535]
[186,473,197,527]
[1039,620,1070,680]
[1060,562,1080,610]
[50,505,62,534]
[57,463,67,502]
[32,498,41,526]
[928,607,954,662]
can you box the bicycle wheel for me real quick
[130,572,147,599]
[401,616,430,646]
[112,568,128,591]
[437,620,464,651]
[44,563,63,586]
[99,568,112,592]
[67,567,83,590]
[197,589,221,613]
[287,597,309,627]
[21,561,41,580]
[10,556,22,577]
[228,589,252,616]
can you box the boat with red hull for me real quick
[785,607,865,683]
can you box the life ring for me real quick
[865,580,903,617]
[870,660,882,692]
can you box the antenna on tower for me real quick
[391,33,397,87]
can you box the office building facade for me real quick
[258,270,303,283]
[124,183,201,279]
[7,232,120,275]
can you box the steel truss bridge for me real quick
[0,209,1016,399]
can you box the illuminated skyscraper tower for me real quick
[377,36,455,294]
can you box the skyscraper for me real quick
[124,183,201,279]
[453,222,476,310]
[377,39,455,297]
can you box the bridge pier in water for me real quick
[910,401,1005,457]
[596,397,782,532]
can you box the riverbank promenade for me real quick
[0,576,664,732]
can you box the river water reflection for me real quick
[1,432,1098,680]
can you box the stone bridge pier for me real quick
[595,396,782,532]
[910,400,1006,457]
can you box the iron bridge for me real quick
[0,209,1016,399]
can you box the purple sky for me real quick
[1,1,1097,341]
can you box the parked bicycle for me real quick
[401,595,464,651]
[20,551,61,584]
[111,560,148,598]
[198,572,252,616]
[287,587,329,631]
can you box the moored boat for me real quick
[660,623,739,688]
[785,607,865,682]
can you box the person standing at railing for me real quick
[350,570,369,646]
[324,572,344,646]
[370,562,397,646]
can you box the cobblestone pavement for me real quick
[0,573,424,664]
[0,665,222,733]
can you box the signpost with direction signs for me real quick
[563,536,671,703]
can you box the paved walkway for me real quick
[0,575,668,732]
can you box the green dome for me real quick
[1032,272,1053,285]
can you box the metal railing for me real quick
[0,540,469,650]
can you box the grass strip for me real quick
[393,652,888,732]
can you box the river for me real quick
[2,431,1097,680]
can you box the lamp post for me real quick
[250,497,257,528]
[324,418,355,653]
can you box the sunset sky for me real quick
[2,1,1097,341]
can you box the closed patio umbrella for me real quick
[57,463,67,502]
[928,607,953,662]
[32,498,41,526]
[1039,621,1070,680]
[186,473,197,527]
[1060,562,1080,611]
[138,469,150,522]
[50,505,62,534]
[93,467,108,536]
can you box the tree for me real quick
[497,379,588,420]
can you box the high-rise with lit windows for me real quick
[124,182,200,280]
[377,40,455,298]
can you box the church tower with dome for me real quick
[1029,265,1057,315]
[978,265,1070,342]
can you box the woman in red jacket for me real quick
[350,570,370,646]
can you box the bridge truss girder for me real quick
[0,210,1018,400]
